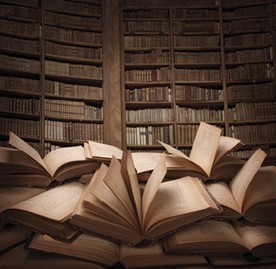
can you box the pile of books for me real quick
[1,122,276,268]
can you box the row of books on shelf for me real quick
[46,41,102,60]
[125,68,170,82]
[123,0,217,7]
[44,11,101,30]
[44,0,101,15]
[0,3,39,22]
[172,21,219,34]
[175,85,223,101]
[126,125,174,146]
[45,80,103,99]
[176,105,225,122]
[1,123,276,268]
[125,86,172,102]
[0,35,39,54]
[0,54,39,74]
[231,123,276,144]
[126,108,173,123]
[45,120,103,142]
[171,8,218,19]
[228,102,276,121]
[0,117,40,138]
[123,9,169,20]
[45,99,103,120]
[232,147,276,159]
[0,18,40,38]
[177,124,203,145]
[175,68,221,81]
[0,96,40,115]
[44,25,102,45]
[223,18,270,32]
[174,51,220,63]
[226,63,273,80]
[45,60,102,79]
[125,50,170,64]
[224,32,271,46]
[124,35,170,48]
[124,21,169,34]
[225,47,272,63]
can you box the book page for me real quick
[207,182,240,213]
[189,122,221,177]
[88,140,122,160]
[30,233,120,266]
[131,152,164,173]
[83,142,92,158]
[43,146,87,177]
[9,182,85,221]
[164,220,244,251]
[142,155,166,224]
[235,224,276,252]
[144,176,216,231]
[229,149,266,212]
[214,136,242,166]
[88,164,135,223]
[103,156,139,228]
[158,141,189,159]
[0,187,45,213]
[242,166,276,213]
[123,151,142,225]
[8,132,49,174]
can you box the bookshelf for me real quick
[121,0,276,161]
[0,0,104,156]
[0,0,275,163]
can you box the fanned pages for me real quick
[69,152,221,245]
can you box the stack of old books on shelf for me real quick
[1,122,276,268]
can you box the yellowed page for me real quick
[189,122,221,177]
[207,182,240,213]
[229,149,266,211]
[214,136,242,166]
[8,131,49,174]
[164,220,245,249]
[242,166,276,213]
[131,152,164,173]
[142,154,166,224]
[88,140,122,160]
[158,140,189,159]
[30,233,120,266]
[83,142,92,158]
[9,182,84,221]
[125,151,142,225]
[43,146,87,177]
[0,187,45,213]
[144,176,218,232]
[235,224,276,252]
[88,164,135,223]
[103,156,139,228]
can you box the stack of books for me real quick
[0,122,276,268]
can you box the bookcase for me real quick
[121,0,276,161]
[0,0,104,156]
[0,0,275,163]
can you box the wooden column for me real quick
[102,0,123,148]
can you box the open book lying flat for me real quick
[68,151,221,246]
[0,132,100,186]
[0,182,85,241]
[207,149,276,225]
[28,233,207,268]
[163,219,276,258]
[88,122,244,181]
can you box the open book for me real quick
[0,132,100,186]
[163,219,276,258]
[68,151,221,246]
[28,233,207,268]
[207,149,275,225]
[0,182,85,241]
[88,122,244,181]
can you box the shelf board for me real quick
[225,59,272,67]
[126,101,173,109]
[45,37,102,48]
[44,21,102,33]
[0,47,39,60]
[0,110,40,120]
[125,81,171,88]
[45,74,102,86]
[45,53,102,65]
[0,68,40,79]
[175,81,222,86]
[174,62,221,68]
[44,7,101,19]
[125,63,170,69]
[124,47,170,52]
[45,93,103,104]
[173,46,220,52]
[229,119,276,125]
[126,122,174,126]
[226,78,273,85]
[0,89,41,98]
[44,115,103,123]
[176,100,224,107]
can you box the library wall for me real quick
[0,0,275,163]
